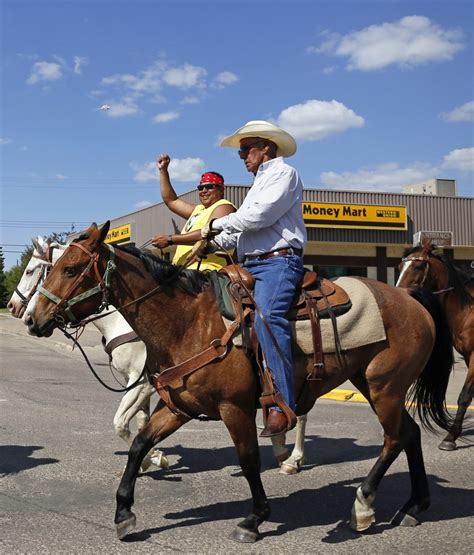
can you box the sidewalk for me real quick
[1,313,469,408]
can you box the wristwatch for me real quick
[167,235,174,246]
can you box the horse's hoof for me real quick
[391,510,420,527]
[151,452,169,469]
[229,526,259,543]
[116,514,137,540]
[350,513,375,532]
[350,487,375,532]
[279,462,299,475]
[438,440,457,451]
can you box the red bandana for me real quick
[199,172,224,187]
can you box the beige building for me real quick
[79,185,474,285]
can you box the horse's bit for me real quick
[38,242,117,326]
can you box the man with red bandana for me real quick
[152,153,236,270]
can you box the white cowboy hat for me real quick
[220,120,297,157]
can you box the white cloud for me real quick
[442,148,474,173]
[106,99,139,118]
[132,157,205,183]
[168,157,205,181]
[135,200,154,210]
[132,162,157,182]
[152,111,180,123]
[55,174,67,180]
[73,56,88,74]
[213,71,239,89]
[180,95,200,105]
[27,61,63,84]
[276,99,364,141]
[311,16,464,71]
[98,60,234,116]
[441,101,474,123]
[163,64,207,89]
[323,66,335,75]
[0,137,12,145]
[320,162,439,192]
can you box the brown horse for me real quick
[25,222,453,542]
[397,241,474,450]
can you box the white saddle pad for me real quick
[223,276,386,354]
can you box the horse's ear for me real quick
[98,221,110,245]
[32,237,42,254]
[421,239,432,253]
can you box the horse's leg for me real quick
[113,382,167,471]
[115,402,188,540]
[134,394,169,469]
[221,407,270,543]
[391,410,430,526]
[350,403,404,531]
[270,431,289,465]
[439,354,473,451]
[348,371,408,532]
[279,414,308,475]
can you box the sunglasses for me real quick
[197,184,219,191]
[238,140,265,157]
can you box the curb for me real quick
[321,388,473,411]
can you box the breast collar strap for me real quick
[38,243,116,325]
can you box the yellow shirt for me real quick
[172,199,236,270]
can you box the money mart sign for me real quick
[302,202,407,230]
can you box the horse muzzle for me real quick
[7,300,26,319]
[25,312,56,338]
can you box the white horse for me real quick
[7,237,167,472]
[8,237,308,475]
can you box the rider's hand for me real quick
[200,219,220,239]
[157,153,171,172]
[151,234,170,248]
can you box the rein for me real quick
[58,326,147,393]
[36,242,149,393]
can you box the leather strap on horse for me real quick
[103,331,140,356]
[302,290,325,380]
[150,309,251,419]
[222,267,297,430]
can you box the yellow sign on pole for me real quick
[302,202,407,230]
[105,223,132,244]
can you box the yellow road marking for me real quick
[321,389,474,411]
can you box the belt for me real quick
[245,247,302,262]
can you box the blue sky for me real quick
[1,0,473,269]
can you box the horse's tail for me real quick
[407,288,454,432]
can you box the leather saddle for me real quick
[214,264,352,322]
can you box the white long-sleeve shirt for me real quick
[212,157,307,261]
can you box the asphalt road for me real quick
[1,314,473,554]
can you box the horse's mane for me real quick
[403,244,473,307]
[115,244,211,296]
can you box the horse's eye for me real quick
[64,267,77,277]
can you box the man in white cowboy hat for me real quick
[201,120,307,437]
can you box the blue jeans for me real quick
[244,255,305,411]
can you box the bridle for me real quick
[401,252,453,293]
[401,254,431,288]
[38,242,117,326]
[15,256,51,307]
[14,243,58,307]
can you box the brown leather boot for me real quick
[260,409,289,438]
